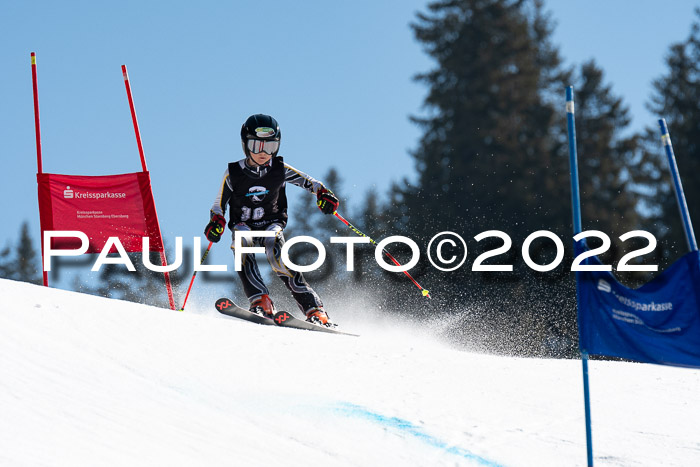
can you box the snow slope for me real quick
[1,278,699,466]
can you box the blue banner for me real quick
[578,250,700,367]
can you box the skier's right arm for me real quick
[205,169,232,243]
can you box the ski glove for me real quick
[316,187,339,215]
[204,214,227,243]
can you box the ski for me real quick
[214,297,275,325]
[214,298,359,337]
[272,311,359,337]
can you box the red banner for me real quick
[37,171,163,254]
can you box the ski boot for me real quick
[249,294,275,318]
[305,307,333,327]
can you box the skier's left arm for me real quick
[284,163,339,214]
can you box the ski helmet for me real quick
[240,114,281,158]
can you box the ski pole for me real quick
[333,211,431,298]
[178,241,213,311]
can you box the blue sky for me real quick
[1,0,698,288]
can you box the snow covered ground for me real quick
[1,278,699,466]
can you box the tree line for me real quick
[296,0,700,357]
[349,0,700,356]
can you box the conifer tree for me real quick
[645,9,700,254]
[404,0,569,241]
[15,222,42,284]
[0,244,11,279]
[0,222,42,285]
[573,60,641,236]
[374,0,646,356]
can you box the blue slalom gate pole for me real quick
[566,88,583,237]
[566,86,594,467]
[658,119,698,252]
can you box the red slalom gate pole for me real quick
[178,241,213,312]
[333,211,431,298]
[31,53,43,173]
[122,64,176,310]
[31,52,48,287]
[122,65,148,172]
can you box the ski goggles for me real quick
[247,139,280,155]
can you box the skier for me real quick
[204,114,340,326]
